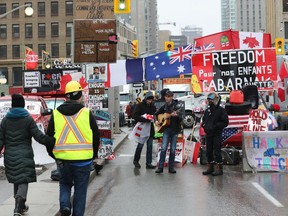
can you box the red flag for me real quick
[277,61,288,102]
[25,47,38,70]
[194,30,272,52]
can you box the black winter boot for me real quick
[14,196,25,216]
[212,164,223,176]
[202,163,214,175]
[21,199,29,214]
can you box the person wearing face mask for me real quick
[202,92,228,176]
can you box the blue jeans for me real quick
[133,137,153,165]
[158,128,178,169]
[57,161,91,216]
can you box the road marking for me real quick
[252,182,284,207]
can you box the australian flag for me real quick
[145,44,193,81]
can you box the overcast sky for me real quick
[157,0,221,36]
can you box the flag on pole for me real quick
[25,46,38,70]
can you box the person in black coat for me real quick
[155,90,183,174]
[132,91,157,169]
[0,94,55,215]
[202,92,228,176]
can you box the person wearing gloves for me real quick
[132,91,157,169]
[46,81,100,216]
[202,92,228,176]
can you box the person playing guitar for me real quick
[155,90,183,174]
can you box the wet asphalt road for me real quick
[84,129,288,216]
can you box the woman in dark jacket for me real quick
[0,94,55,216]
[132,91,157,169]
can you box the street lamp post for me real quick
[0,3,33,19]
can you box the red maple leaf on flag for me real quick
[58,75,88,93]
[79,76,88,89]
[243,36,260,48]
[58,74,72,93]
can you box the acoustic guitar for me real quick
[156,113,171,133]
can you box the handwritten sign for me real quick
[243,131,288,172]
[97,120,111,130]
[74,19,116,63]
[75,0,114,19]
[24,71,41,87]
[243,109,268,131]
[95,110,111,121]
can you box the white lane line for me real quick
[252,182,284,207]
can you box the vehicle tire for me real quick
[183,111,195,128]
[225,102,252,115]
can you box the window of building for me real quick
[13,67,22,86]
[38,23,46,37]
[51,1,59,16]
[66,22,72,36]
[25,23,33,38]
[66,43,71,57]
[285,22,288,39]
[12,3,19,17]
[0,25,7,39]
[283,0,288,12]
[25,2,32,17]
[0,67,8,84]
[51,43,59,58]
[38,2,45,16]
[38,44,46,57]
[12,24,20,38]
[12,45,20,59]
[0,4,6,15]
[51,23,59,37]
[0,45,7,59]
[66,1,73,16]
[25,44,33,49]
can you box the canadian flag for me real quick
[194,29,271,52]
[25,47,38,70]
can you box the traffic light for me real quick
[275,37,285,55]
[165,41,174,51]
[114,0,131,14]
[132,40,138,58]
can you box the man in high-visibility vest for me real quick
[46,81,100,216]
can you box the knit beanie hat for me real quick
[67,91,82,100]
[12,94,25,108]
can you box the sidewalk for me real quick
[0,127,129,216]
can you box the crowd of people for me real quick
[0,81,227,216]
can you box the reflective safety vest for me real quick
[53,108,93,160]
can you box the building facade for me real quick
[0,0,136,92]
[181,26,202,44]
